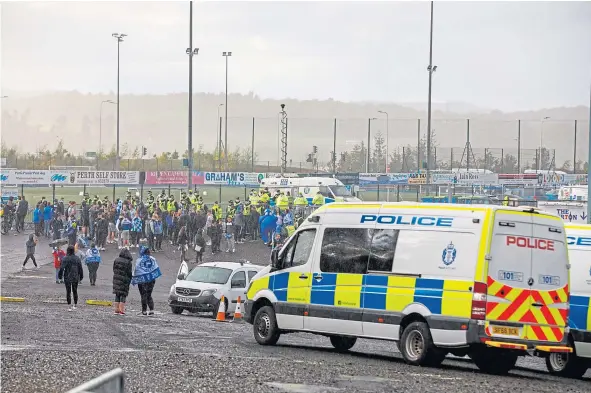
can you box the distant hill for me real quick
[1,90,589,167]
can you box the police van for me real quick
[546,223,591,378]
[260,177,360,205]
[245,202,571,374]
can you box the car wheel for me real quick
[546,352,588,379]
[399,321,446,367]
[253,305,280,345]
[471,348,518,375]
[171,306,183,315]
[330,336,357,353]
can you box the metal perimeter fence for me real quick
[2,118,588,174]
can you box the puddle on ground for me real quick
[266,382,343,393]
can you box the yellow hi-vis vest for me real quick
[312,194,324,205]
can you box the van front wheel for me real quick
[330,336,357,353]
[253,306,280,346]
[546,353,588,379]
[400,321,446,367]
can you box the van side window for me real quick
[320,228,371,274]
[283,229,317,268]
[231,271,246,288]
[368,229,399,272]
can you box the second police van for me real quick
[245,202,571,374]
[546,223,591,378]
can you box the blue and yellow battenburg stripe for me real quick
[248,272,474,319]
[570,295,591,331]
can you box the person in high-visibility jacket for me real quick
[502,195,509,206]
[212,202,222,221]
[277,192,289,212]
[286,191,294,209]
[249,190,259,205]
[259,191,270,206]
[312,191,324,206]
[167,196,177,214]
[294,193,308,216]
[226,201,235,220]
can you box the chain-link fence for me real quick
[2,118,588,174]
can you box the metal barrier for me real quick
[64,368,124,393]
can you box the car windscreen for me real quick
[185,266,232,284]
[330,185,352,197]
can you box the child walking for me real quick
[52,246,65,283]
[23,234,39,270]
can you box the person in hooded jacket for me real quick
[85,242,102,286]
[58,245,84,311]
[112,248,133,315]
[23,234,38,269]
[132,245,162,316]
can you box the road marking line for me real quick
[86,300,113,306]
[8,275,47,279]
[0,296,25,302]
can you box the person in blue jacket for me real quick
[32,204,42,237]
[85,242,102,286]
[43,202,53,238]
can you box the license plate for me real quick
[177,297,193,303]
[491,326,519,336]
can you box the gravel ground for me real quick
[1,231,590,393]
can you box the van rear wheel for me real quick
[471,348,518,375]
[330,336,357,353]
[546,352,588,379]
[399,321,446,367]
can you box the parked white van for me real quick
[245,202,571,374]
[260,177,360,204]
[546,223,591,378]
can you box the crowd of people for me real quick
[8,186,324,313]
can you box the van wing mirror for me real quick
[177,272,186,281]
[271,249,281,270]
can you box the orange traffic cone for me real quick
[215,295,227,322]
[233,296,243,322]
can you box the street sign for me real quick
[85,152,97,158]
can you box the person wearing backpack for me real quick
[150,214,164,252]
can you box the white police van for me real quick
[260,177,360,204]
[546,223,591,378]
[245,202,571,374]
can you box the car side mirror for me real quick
[177,273,186,281]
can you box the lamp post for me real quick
[112,33,127,168]
[222,51,232,170]
[217,104,224,170]
[367,117,377,172]
[538,116,550,171]
[186,1,199,190]
[426,1,437,187]
[99,100,116,160]
[378,110,389,172]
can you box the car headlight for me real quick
[201,289,217,297]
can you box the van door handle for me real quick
[299,274,309,279]
[314,275,323,281]
[532,302,544,307]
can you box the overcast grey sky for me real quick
[1,1,590,112]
